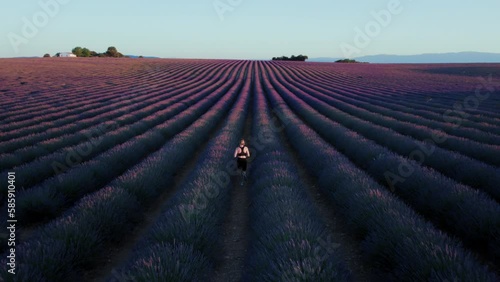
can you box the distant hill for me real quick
[309,52,500,64]
[307,57,341,63]
[126,55,160,59]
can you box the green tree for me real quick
[72,46,83,57]
[335,59,359,63]
[297,54,308,61]
[106,46,117,57]
[105,46,123,57]
[272,54,308,61]
[81,48,91,57]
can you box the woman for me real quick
[234,139,250,185]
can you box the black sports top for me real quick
[237,146,248,158]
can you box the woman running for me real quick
[234,139,250,185]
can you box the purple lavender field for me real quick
[0,58,499,281]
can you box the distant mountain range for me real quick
[125,55,160,59]
[308,52,500,64]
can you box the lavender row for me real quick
[0,61,237,168]
[0,62,247,281]
[261,63,498,281]
[243,66,351,281]
[0,61,241,190]
[0,60,225,143]
[265,65,500,262]
[1,69,148,126]
[299,62,500,120]
[0,62,246,224]
[0,60,197,121]
[298,64,500,127]
[279,64,500,144]
[270,64,500,197]
[110,63,252,281]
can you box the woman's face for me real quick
[240,141,245,147]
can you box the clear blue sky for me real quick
[1,0,499,59]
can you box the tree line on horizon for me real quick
[71,46,124,57]
[335,59,363,63]
[272,54,308,61]
[44,46,129,58]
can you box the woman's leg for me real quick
[237,158,246,185]
[242,160,247,179]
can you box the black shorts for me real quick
[237,158,247,171]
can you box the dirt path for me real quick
[211,173,251,282]
[272,111,373,281]
[212,87,254,282]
